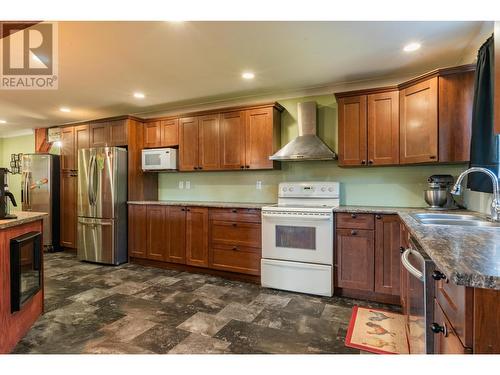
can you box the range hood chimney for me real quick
[270,101,337,161]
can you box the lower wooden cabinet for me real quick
[185,207,209,267]
[433,299,470,354]
[336,228,375,291]
[128,205,262,277]
[335,213,401,303]
[60,171,77,248]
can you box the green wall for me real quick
[0,134,35,211]
[158,94,468,207]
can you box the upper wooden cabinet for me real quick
[74,124,89,150]
[336,65,475,166]
[399,77,439,164]
[109,119,128,146]
[89,122,110,147]
[177,104,282,172]
[143,119,179,148]
[88,119,128,147]
[60,126,76,171]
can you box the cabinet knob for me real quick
[193,166,197,170]
[232,246,238,251]
[399,246,405,254]
[351,213,357,218]
[431,322,447,336]
[368,160,374,165]
[181,208,185,211]
[186,208,190,212]
[361,160,366,165]
[245,165,250,169]
[199,166,203,170]
[351,230,357,235]
[240,166,245,169]
[429,155,437,160]
[231,209,237,213]
[376,214,381,220]
[432,270,446,281]
[232,223,237,227]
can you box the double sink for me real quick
[411,213,500,228]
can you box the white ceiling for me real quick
[0,21,491,137]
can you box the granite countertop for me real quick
[127,200,273,209]
[334,205,500,290]
[0,211,48,230]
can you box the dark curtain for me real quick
[468,36,500,193]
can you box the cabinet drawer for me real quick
[435,275,474,348]
[336,213,374,229]
[433,299,471,354]
[210,245,261,275]
[209,208,261,223]
[210,221,261,248]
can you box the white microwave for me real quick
[142,148,177,171]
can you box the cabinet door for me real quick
[109,120,128,146]
[433,300,469,354]
[161,118,179,147]
[220,111,246,170]
[89,122,111,147]
[367,91,399,165]
[60,171,77,248]
[74,124,89,151]
[400,77,438,164]
[336,228,374,291]
[179,117,199,171]
[374,214,401,295]
[143,121,161,148]
[60,126,76,171]
[400,223,410,315]
[198,114,220,170]
[338,95,368,166]
[245,107,274,169]
[167,206,186,264]
[185,207,209,267]
[146,205,167,261]
[129,205,147,258]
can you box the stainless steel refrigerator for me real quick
[77,147,127,265]
[21,153,60,252]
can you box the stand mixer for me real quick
[0,168,18,219]
[424,174,459,210]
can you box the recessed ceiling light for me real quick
[0,119,6,124]
[403,42,421,52]
[242,72,255,80]
[59,107,71,113]
[133,92,145,99]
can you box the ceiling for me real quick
[0,21,491,137]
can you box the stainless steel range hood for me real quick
[270,101,337,161]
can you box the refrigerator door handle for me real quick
[88,155,96,206]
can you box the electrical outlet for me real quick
[178,181,184,189]
[256,181,262,190]
[185,181,191,190]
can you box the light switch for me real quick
[185,181,191,190]
[178,181,184,189]
[256,181,262,190]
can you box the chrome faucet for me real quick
[451,167,500,222]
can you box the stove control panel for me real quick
[278,182,340,198]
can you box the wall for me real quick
[158,94,471,207]
[0,134,35,211]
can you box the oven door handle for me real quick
[401,248,424,281]
[262,212,332,221]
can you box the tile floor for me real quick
[12,252,399,354]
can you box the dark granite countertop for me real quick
[0,211,47,230]
[127,200,272,209]
[334,205,500,290]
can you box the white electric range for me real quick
[261,181,340,297]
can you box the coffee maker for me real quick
[0,168,18,219]
[424,174,458,210]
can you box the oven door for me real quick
[262,211,333,265]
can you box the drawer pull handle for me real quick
[361,160,366,165]
[231,209,237,213]
[376,214,381,219]
[232,246,238,251]
[351,230,357,235]
[431,322,448,337]
[232,223,237,227]
[351,213,357,219]
[432,270,446,281]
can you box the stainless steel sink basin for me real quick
[411,213,500,228]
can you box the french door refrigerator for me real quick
[21,153,60,252]
[77,147,127,265]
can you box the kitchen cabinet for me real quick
[109,119,128,146]
[129,204,147,258]
[368,91,399,165]
[60,126,76,171]
[245,107,278,169]
[146,205,167,261]
[374,214,401,295]
[337,95,367,166]
[198,114,220,170]
[336,228,375,291]
[167,206,186,264]
[179,116,200,171]
[185,207,209,267]
[89,122,111,147]
[336,65,475,166]
[220,111,246,170]
[75,124,89,150]
[143,121,161,148]
[399,77,439,164]
[433,299,470,354]
[60,170,77,248]
[161,119,179,147]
